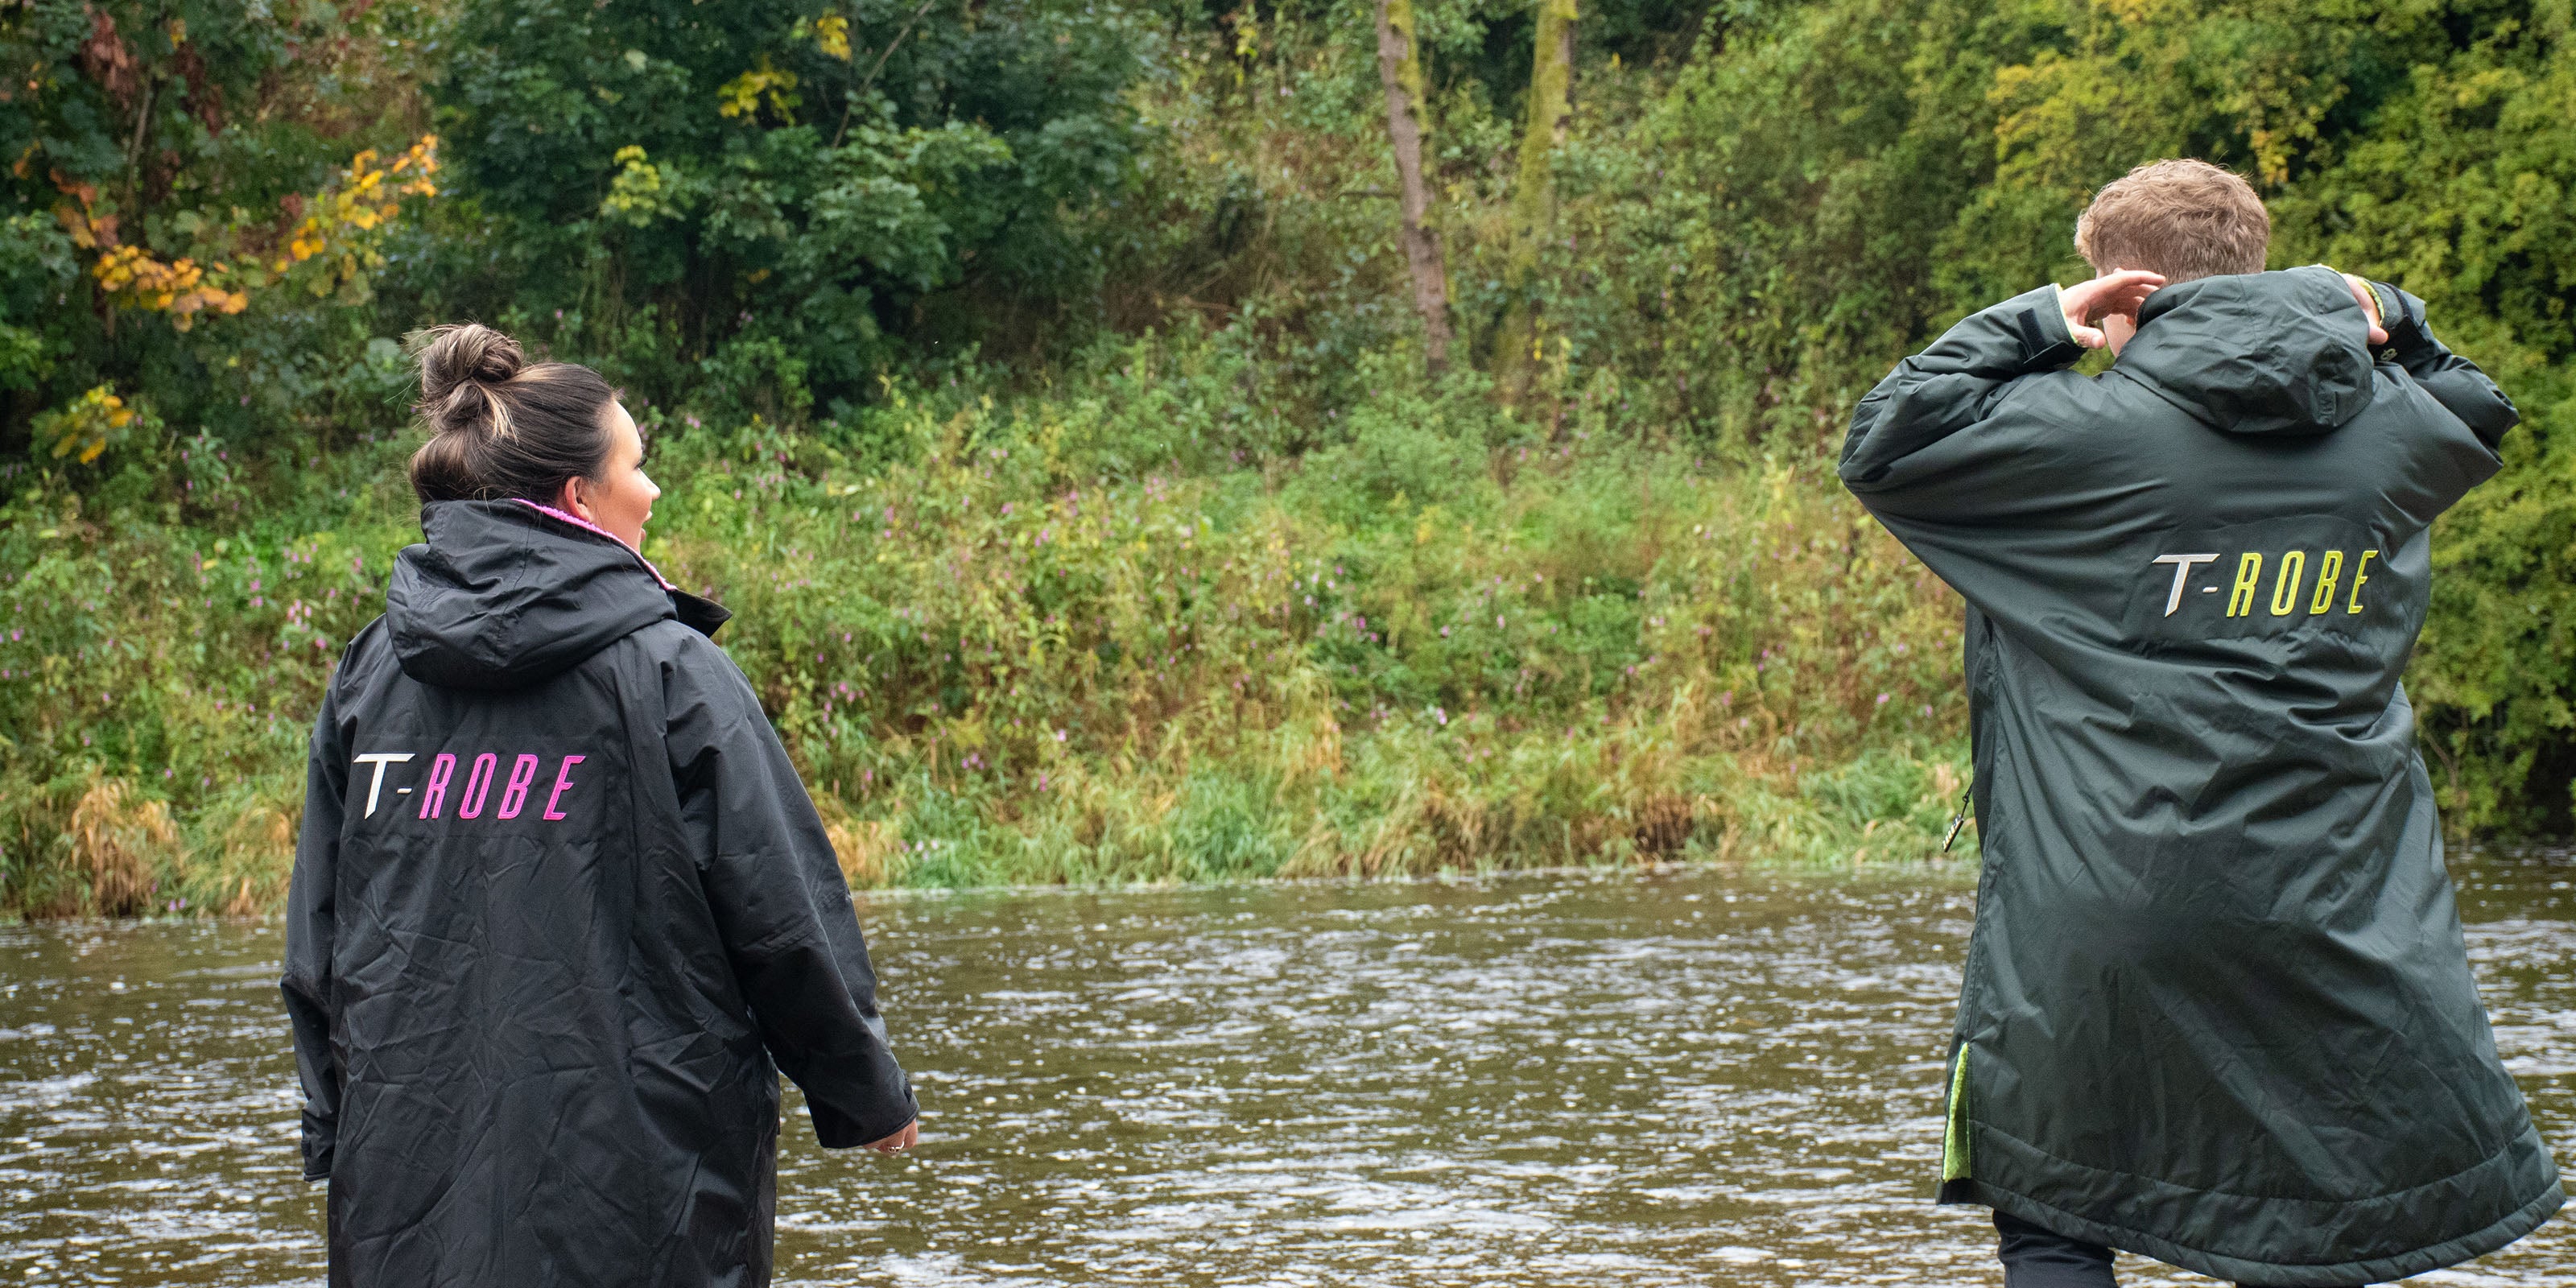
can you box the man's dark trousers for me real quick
[1996,1214,2363,1288]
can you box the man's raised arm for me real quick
[1841,271,2163,500]
[2366,278,2519,451]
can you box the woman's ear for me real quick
[552,474,590,522]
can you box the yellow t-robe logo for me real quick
[2151,549,2378,617]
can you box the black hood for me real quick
[386,500,729,691]
[2116,265,2377,436]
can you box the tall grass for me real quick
[0,328,1973,914]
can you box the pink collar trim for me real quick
[511,499,676,590]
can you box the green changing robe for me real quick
[1842,266,2561,1284]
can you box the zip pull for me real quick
[1943,783,1974,853]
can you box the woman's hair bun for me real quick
[410,324,526,421]
[404,321,620,506]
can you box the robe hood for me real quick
[2117,264,2378,437]
[386,499,728,691]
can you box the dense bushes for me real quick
[2,0,2570,910]
[652,336,1969,885]
[1179,0,2576,830]
[431,0,1152,408]
[0,332,1972,907]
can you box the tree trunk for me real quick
[1492,0,1575,405]
[1373,0,1451,375]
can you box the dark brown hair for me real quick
[2073,159,2271,283]
[406,324,619,505]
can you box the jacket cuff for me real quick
[2365,280,2398,331]
[2371,279,2432,363]
[2018,286,2087,370]
[301,1117,334,1182]
[807,1087,920,1150]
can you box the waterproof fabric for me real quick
[1843,266,2561,1285]
[283,499,915,1288]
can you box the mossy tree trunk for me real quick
[1491,0,1575,406]
[1373,0,1452,375]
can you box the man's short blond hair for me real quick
[2073,159,2270,283]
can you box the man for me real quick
[1841,159,2560,1286]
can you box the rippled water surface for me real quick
[4,852,2572,1286]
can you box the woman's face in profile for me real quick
[561,400,658,549]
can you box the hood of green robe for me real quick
[2116,268,2377,437]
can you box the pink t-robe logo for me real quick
[349,751,587,821]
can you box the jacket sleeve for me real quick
[280,686,348,1183]
[1839,284,2087,504]
[666,642,918,1149]
[2370,279,2519,452]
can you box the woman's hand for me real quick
[866,1120,919,1154]
[2060,270,2167,349]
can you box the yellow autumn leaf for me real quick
[717,72,762,118]
[816,14,853,60]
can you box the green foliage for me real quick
[2416,372,2576,834]
[429,0,1152,407]
[0,213,78,390]
[0,437,419,913]
[4,0,2574,912]
[0,330,1978,910]
[0,0,442,454]
[1451,0,2576,825]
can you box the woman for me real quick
[282,324,916,1287]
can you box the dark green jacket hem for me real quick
[1938,1124,2563,1286]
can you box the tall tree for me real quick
[1490,0,1576,405]
[1373,0,1451,374]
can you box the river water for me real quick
[3,851,2570,1286]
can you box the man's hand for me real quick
[866,1119,919,1155]
[2338,271,2391,347]
[2060,270,2166,349]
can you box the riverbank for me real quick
[12,0,2572,915]
[0,332,1974,915]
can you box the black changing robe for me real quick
[1842,266,2561,1284]
[283,499,916,1287]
